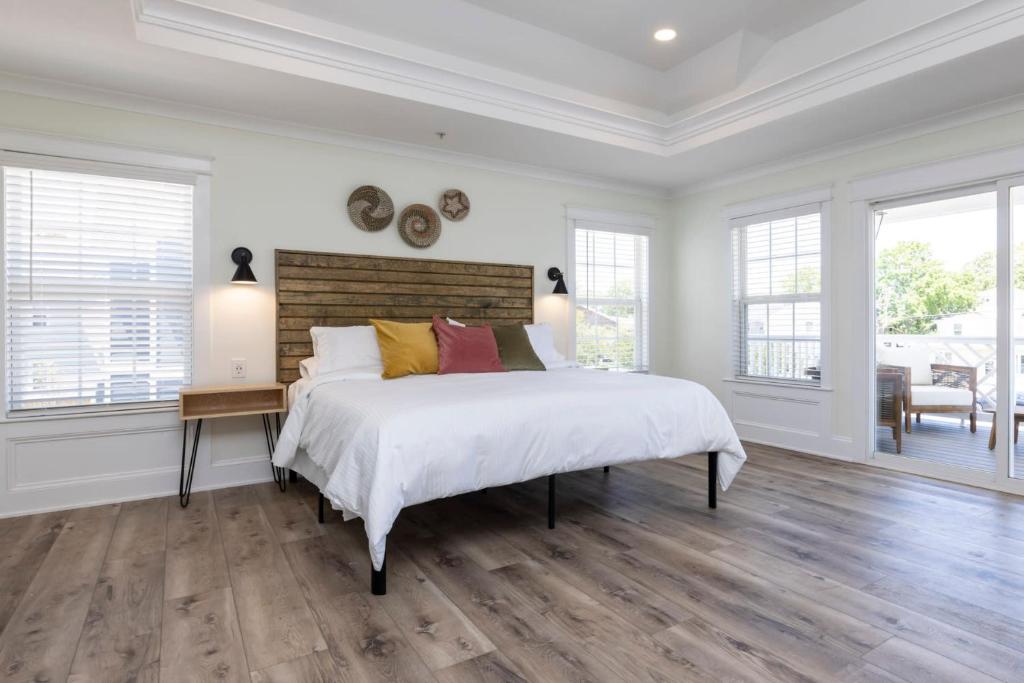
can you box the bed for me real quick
[271,249,746,595]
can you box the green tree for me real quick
[961,244,1024,291]
[875,241,980,334]
[780,266,820,294]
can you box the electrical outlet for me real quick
[231,358,247,379]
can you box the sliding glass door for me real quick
[873,190,998,476]
[1010,182,1024,480]
[871,176,1024,490]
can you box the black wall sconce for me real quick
[231,247,257,284]
[547,267,568,295]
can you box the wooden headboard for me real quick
[275,249,535,382]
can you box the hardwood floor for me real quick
[2,443,1024,681]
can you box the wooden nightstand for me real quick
[178,383,288,507]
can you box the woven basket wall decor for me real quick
[347,185,394,232]
[398,204,442,248]
[439,189,470,221]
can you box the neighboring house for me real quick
[935,288,1024,337]
[576,305,617,328]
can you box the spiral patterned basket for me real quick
[347,185,394,232]
[398,204,442,248]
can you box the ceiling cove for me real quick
[133,0,1024,156]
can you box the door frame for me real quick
[851,144,1024,494]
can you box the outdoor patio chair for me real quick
[877,370,903,453]
[877,345,977,434]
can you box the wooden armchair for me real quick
[878,362,977,433]
[876,371,903,453]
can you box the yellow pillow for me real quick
[370,319,439,379]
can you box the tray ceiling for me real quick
[462,0,865,70]
[0,0,1023,193]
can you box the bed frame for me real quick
[275,249,720,595]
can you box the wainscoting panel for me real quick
[0,409,274,517]
[8,425,181,491]
[724,381,854,460]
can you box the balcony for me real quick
[876,334,1024,473]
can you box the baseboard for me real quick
[740,435,858,462]
[0,471,276,519]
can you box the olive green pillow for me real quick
[492,324,546,371]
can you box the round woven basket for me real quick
[347,185,394,232]
[439,189,470,221]
[398,204,442,248]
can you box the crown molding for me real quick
[663,0,1024,153]
[132,0,1024,157]
[671,91,1024,198]
[0,71,667,199]
[132,0,668,154]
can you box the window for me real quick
[732,204,824,384]
[572,224,650,372]
[3,165,194,413]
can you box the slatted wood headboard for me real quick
[276,250,535,382]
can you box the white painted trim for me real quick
[0,127,212,175]
[566,208,655,373]
[858,163,1024,492]
[0,141,208,420]
[132,0,668,154]
[673,92,1024,197]
[0,472,275,519]
[726,192,831,388]
[722,377,833,392]
[848,142,1024,202]
[130,0,1024,158]
[565,206,658,230]
[663,0,1024,153]
[723,186,833,220]
[1,66,1021,204]
[741,437,858,463]
[0,71,666,199]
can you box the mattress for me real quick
[274,368,746,569]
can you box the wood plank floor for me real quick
[3,443,1024,681]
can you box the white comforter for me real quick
[273,369,745,569]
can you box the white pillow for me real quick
[878,345,932,386]
[299,356,319,379]
[446,317,466,327]
[309,326,383,375]
[524,322,567,367]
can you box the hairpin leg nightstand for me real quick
[178,383,288,507]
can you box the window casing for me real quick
[3,162,195,415]
[572,223,650,372]
[732,203,824,385]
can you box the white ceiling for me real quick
[0,0,1022,194]
[462,0,865,70]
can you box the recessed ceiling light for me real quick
[654,28,676,42]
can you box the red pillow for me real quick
[431,316,506,374]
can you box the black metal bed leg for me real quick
[371,544,387,595]
[548,474,556,529]
[317,493,325,523]
[708,451,718,509]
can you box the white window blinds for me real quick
[3,165,194,413]
[574,226,650,372]
[732,206,822,384]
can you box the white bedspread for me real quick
[273,369,745,569]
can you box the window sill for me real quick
[2,402,179,424]
[723,377,833,392]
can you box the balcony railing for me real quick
[877,334,1001,405]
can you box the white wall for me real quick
[0,90,667,516]
[670,106,1024,461]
